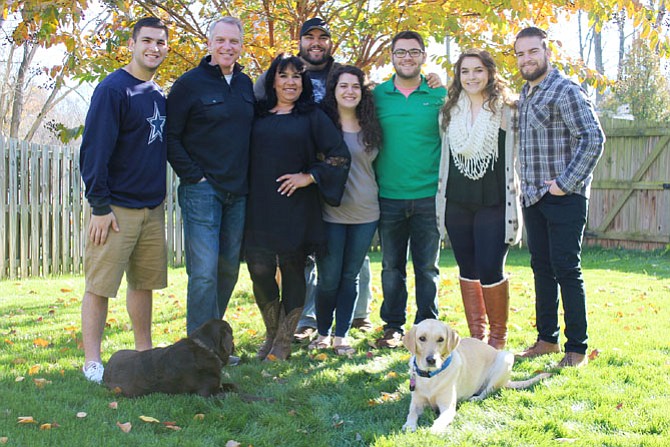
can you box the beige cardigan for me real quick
[435,104,523,246]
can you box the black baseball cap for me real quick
[300,18,330,37]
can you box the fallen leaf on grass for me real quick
[60,288,73,293]
[225,441,241,447]
[265,353,278,362]
[245,328,258,336]
[4,339,13,345]
[17,416,36,424]
[108,401,118,410]
[386,371,398,379]
[0,436,7,443]
[616,403,623,410]
[164,424,181,431]
[40,423,53,430]
[33,378,52,388]
[193,414,205,421]
[76,412,87,418]
[28,365,41,375]
[139,416,160,423]
[15,376,25,382]
[588,349,600,361]
[116,421,132,433]
[314,353,328,361]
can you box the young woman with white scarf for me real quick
[435,49,522,349]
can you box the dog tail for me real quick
[505,372,552,390]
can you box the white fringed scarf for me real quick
[447,92,502,180]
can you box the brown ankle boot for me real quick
[266,307,303,361]
[459,277,487,340]
[482,278,510,350]
[256,300,282,360]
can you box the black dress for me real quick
[245,107,350,257]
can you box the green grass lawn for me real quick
[1,247,669,446]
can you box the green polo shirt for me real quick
[373,75,446,200]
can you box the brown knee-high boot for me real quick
[256,300,282,360]
[266,306,303,361]
[459,277,487,340]
[482,278,510,350]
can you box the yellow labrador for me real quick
[402,319,550,434]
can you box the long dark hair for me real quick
[322,65,382,152]
[441,49,510,128]
[257,53,315,116]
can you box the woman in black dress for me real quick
[246,54,350,361]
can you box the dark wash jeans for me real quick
[315,220,378,338]
[378,197,440,333]
[523,193,589,354]
[178,181,245,335]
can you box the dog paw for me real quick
[429,424,448,435]
[402,423,417,432]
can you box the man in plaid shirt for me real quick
[514,27,605,368]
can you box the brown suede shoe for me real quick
[351,318,373,333]
[516,339,561,358]
[375,328,403,349]
[558,352,588,368]
[293,326,315,343]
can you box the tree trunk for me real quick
[593,22,604,104]
[9,42,38,138]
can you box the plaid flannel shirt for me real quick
[518,68,605,207]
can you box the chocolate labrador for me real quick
[103,318,235,397]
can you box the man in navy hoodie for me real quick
[166,17,255,336]
[79,17,169,383]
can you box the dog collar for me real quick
[412,354,453,378]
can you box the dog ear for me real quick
[403,325,417,355]
[444,326,460,355]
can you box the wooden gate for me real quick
[586,118,670,250]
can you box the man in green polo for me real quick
[373,30,446,348]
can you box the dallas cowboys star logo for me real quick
[146,101,166,145]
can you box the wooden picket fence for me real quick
[0,135,184,279]
[1,118,669,278]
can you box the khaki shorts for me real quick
[84,203,167,298]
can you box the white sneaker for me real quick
[82,361,104,384]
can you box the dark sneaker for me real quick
[558,352,588,368]
[376,328,403,349]
[227,355,240,367]
[293,326,316,343]
[351,318,373,333]
[516,340,561,359]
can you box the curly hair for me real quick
[321,65,382,152]
[257,53,315,116]
[441,49,511,129]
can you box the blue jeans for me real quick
[316,221,378,338]
[523,193,588,354]
[353,256,372,319]
[300,255,372,328]
[178,181,245,335]
[379,197,440,332]
[298,257,318,329]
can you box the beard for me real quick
[299,45,331,66]
[520,57,549,82]
[393,63,422,80]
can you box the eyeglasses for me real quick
[392,49,424,58]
